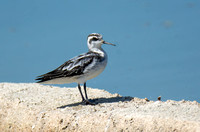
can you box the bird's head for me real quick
[87,33,115,50]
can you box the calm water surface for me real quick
[0,0,199,102]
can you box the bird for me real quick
[36,33,115,105]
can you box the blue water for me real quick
[0,0,200,102]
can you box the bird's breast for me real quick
[76,56,108,83]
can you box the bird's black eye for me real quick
[92,38,98,41]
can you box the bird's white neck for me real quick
[89,47,107,57]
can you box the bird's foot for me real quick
[82,99,96,105]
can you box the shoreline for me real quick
[0,83,199,131]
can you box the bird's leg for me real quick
[83,82,96,105]
[84,82,88,100]
[78,84,85,102]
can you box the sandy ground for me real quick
[0,83,200,132]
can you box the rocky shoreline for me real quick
[0,83,199,131]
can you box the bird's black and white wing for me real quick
[36,52,102,83]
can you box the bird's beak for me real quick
[102,40,116,46]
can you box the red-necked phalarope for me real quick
[36,33,115,105]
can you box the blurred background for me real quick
[0,0,199,102]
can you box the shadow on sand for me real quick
[57,96,134,108]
